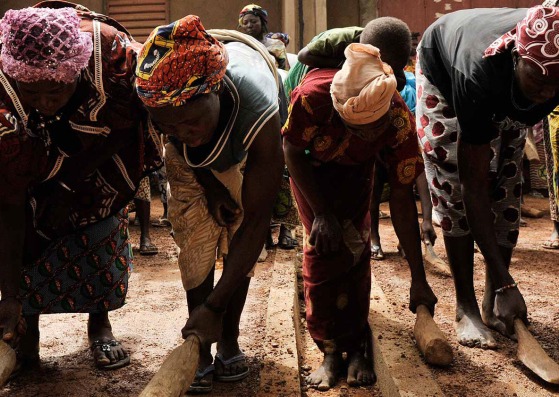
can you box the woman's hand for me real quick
[205,184,241,227]
[308,213,343,255]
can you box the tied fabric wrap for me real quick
[0,6,92,83]
[330,43,397,125]
[484,5,559,76]
[238,4,269,31]
[135,15,228,108]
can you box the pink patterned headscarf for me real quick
[484,6,559,76]
[0,7,93,83]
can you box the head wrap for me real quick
[136,15,228,108]
[484,6,559,76]
[238,4,269,33]
[330,43,397,125]
[0,7,92,83]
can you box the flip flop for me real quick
[139,243,158,256]
[371,244,385,260]
[151,218,171,228]
[278,232,298,250]
[90,339,130,370]
[278,226,298,250]
[188,364,215,394]
[214,352,249,382]
[379,210,390,219]
[542,238,559,249]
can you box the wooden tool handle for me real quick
[0,340,16,386]
[515,318,559,384]
[414,305,453,366]
[139,335,201,397]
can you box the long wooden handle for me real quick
[0,340,16,386]
[139,335,201,397]
[414,305,453,366]
[515,319,559,384]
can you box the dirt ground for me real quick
[372,195,559,397]
[1,195,558,397]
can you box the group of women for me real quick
[1,0,559,395]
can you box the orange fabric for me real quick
[136,15,228,107]
[330,43,397,125]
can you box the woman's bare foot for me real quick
[455,311,497,349]
[347,350,376,386]
[88,312,129,369]
[306,352,343,391]
[481,296,513,339]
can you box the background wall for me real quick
[170,0,283,33]
[0,0,546,52]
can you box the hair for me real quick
[360,17,411,72]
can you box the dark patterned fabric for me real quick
[21,210,131,315]
[0,2,163,240]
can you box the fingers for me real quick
[1,317,18,342]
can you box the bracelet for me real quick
[203,300,226,314]
[495,282,518,294]
[58,180,75,194]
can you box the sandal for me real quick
[379,210,390,219]
[278,227,298,250]
[214,352,249,382]
[139,243,159,256]
[371,244,385,261]
[542,238,559,249]
[151,218,171,228]
[188,364,215,394]
[90,339,130,370]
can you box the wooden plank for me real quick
[370,273,445,397]
[257,251,302,397]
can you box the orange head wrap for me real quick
[330,43,396,125]
[136,15,228,107]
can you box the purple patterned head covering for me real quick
[0,7,93,83]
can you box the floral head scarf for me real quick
[484,6,559,76]
[135,15,228,108]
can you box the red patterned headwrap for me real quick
[135,15,228,108]
[484,6,559,76]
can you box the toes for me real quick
[93,348,110,366]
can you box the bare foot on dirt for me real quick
[455,312,497,349]
[347,350,376,386]
[88,312,129,369]
[481,302,513,340]
[306,352,343,391]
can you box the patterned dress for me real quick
[0,3,162,313]
[282,68,423,353]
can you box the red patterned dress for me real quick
[282,68,423,352]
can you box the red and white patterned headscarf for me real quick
[484,6,559,75]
